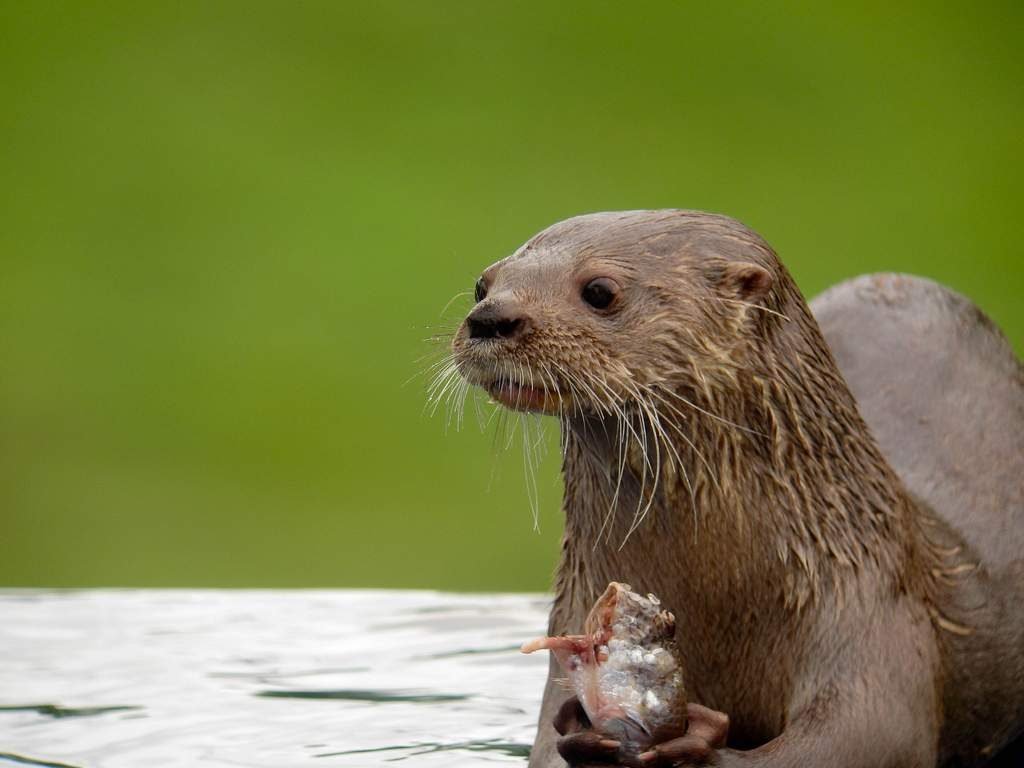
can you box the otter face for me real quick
[451,211,776,417]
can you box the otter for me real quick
[449,211,1024,767]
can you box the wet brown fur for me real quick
[450,211,1024,767]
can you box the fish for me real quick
[521,582,687,748]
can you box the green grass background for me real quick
[1,2,1021,590]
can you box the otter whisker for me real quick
[428,378,459,417]
[422,329,459,345]
[620,387,667,547]
[642,384,724,495]
[658,383,769,439]
[429,361,460,399]
[620,428,653,546]
[452,375,472,432]
[541,364,574,467]
[411,345,455,372]
[552,365,618,490]
[490,403,511,451]
[571,375,603,453]
[584,376,650,547]
[426,367,460,405]
[439,290,473,317]
[625,390,695,544]
[515,360,527,412]
[409,351,454,390]
[419,351,456,375]
[607,400,656,547]
[425,353,458,386]
[420,317,464,346]
[582,369,623,450]
[449,376,471,431]
[425,362,463,421]
[470,387,490,431]
[502,405,518,451]
[712,296,791,322]
[576,372,630,546]
[595,416,630,549]
[480,390,501,431]
[658,414,698,537]
[439,367,468,430]
[559,365,611,417]
[605,388,654,481]
[418,344,461,383]
[519,411,548,531]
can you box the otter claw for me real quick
[637,703,729,766]
[557,730,624,764]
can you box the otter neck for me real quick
[551,297,921,632]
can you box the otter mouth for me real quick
[486,376,565,414]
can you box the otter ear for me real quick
[718,261,773,300]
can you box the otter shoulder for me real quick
[811,273,1024,576]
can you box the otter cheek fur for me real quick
[448,210,1024,767]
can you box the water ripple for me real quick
[0,753,84,768]
[256,689,471,703]
[0,704,141,719]
[314,739,531,759]
[0,589,549,766]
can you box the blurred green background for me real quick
[1,2,1020,591]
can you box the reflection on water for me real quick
[0,590,550,766]
[0,707,142,720]
[255,689,472,703]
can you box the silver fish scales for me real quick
[521,582,687,746]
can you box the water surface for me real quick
[0,590,550,766]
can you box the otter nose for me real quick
[467,303,531,341]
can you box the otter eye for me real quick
[581,278,618,311]
[474,277,487,303]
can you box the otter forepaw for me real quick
[554,696,625,765]
[554,698,728,767]
[637,703,729,766]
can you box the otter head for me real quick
[451,210,781,419]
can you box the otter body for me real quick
[450,211,1024,767]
